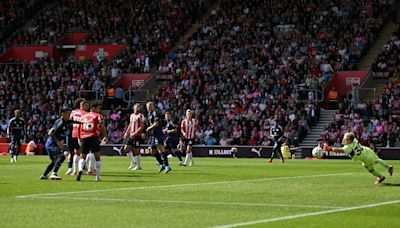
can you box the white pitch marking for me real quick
[30,196,345,209]
[214,199,400,228]
[16,172,354,199]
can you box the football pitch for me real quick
[1,156,399,228]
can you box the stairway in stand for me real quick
[300,109,337,147]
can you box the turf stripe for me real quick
[16,172,354,199]
[213,199,400,228]
[30,196,345,209]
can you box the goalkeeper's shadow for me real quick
[382,182,400,187]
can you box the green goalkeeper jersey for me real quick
[343,139,375,162]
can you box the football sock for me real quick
[79,159,86,172]
[135,155,141,167]
[184,153,189,164]
[127,152,134,163]
[96,161,101,178]
[176,151,183,161]
[161,152,169,166]
[73,155,79,172]
[43,162,55,176]
[53,156,66,173]
[154,153,163,165]
[369,168,383,178]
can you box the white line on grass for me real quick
[16,172,354,199]
[213,199,400,228]
[30,196,345,209]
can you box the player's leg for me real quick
[362,161,385,184]
[124,138,135,169]
[41,147,58,180]
[87,152,96,174]
[9,142,15,163]
[276,141,285,163]
[150,137,164,171]
[133,139,142,170]
[375,158,393,176]
[158,143,171,173]
[72,147,81,175]
[94,150,102,181]
[77,138,90,181]
[14,139,21,162]
[51,151,66,179]
[268,140,278,163]
[65,137,73,175]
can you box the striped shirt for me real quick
[181,118,201,139]
[128,113,144,137]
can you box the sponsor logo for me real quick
[93,48,109,61]
[209,149,231,155]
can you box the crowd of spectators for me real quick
[1,0,213,73]
[323,26,400,147]
[0,0,49,45]
[151,0,393,146]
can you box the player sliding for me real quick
[123,103,145,170]
[324,132,393,184]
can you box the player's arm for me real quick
[100,123,107,144]
[180,120,186,137]
[48,123,65,149]
[135,121,145,136]
[323,144,345,153]
[21,118,26,137]
[6,119,12,136]
[124,122,132,139]
[146,115,159,132]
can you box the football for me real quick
[312,146,324,158]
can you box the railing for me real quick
[346,87,376,107]
[78,89,105,102]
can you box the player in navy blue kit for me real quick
[40,108,81,180]
[146,102,171,173]
[7,110,25,163]
[163,112,183,165]
[268,121,285,163]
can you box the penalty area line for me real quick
[213,199,400,228]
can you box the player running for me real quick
[76,102,107,182]
[123,103,145,170]
[324,132,393,184]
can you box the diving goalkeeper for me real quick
[324,132,393,184]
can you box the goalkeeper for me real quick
[324,132,393,184]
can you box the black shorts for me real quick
[68,138,81,152]
[81,136,100,154]
[184,139,196,146]
[10,135,22,145]
[165,137,178,150]
[125,136,142,147]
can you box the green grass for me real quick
[0,156,399,228]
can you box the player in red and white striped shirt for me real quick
[66,99,89,175]
[77,102,107,182]
[181,109,202,166]
[123,103,145,170]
